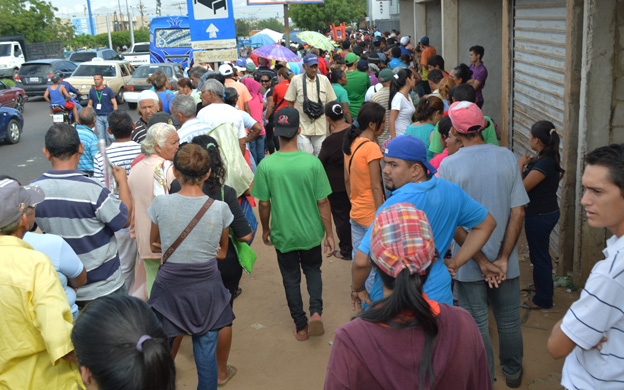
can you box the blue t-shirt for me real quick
[149,87,176,114]
[400,46,411,56]
[389,58,408,70]
[61,80,79,95]
[358,177,489,304]
[89,86,116,115]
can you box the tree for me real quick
[290,0,366,31]
[236,19,251,37]
[0,0,74,42]
[256,18,284,33]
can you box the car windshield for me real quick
[132,66,173,79]
[70,52,97,62]
[73,65,117,77]
[134,43,150,53]
[0,44,11,57]
[19,63,52,75]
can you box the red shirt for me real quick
[318,57,329,76]
[272,80,290,112]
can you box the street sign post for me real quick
[186,0,237,62]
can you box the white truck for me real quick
[0,35,64,80]
[123,42,151,67]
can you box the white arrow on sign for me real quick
[206,23,219,39]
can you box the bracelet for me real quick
[351,285,365,293]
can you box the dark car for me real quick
[16,59,77,98]
[0,80,25,113]
[0,105,24,144]
[69,48,122,63]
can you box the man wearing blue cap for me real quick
[285,53,336,156]
[351,135,498,309]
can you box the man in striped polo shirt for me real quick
[548,144,624,389]
[33,124,132,306]
[93,110,142,292]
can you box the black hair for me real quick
[469,45,484,59]
[205,72,226,85]
[358,264,438,389]
[223,87,238,107]
[438,116,453,139]
[341,40,350,49]
[452,63,472,84]
[427,69,444,84]
[416,96,444,122]
[343,101,386,155]
[452,84,476,103]
[93,73,103,79]
[330,68,345,84]
[585,144,624,196]
[107,110,134,139]
[388,68,412,107]
[72,295,175,390]
[447,86,456,105]
[191,135,226,193]
[44,124,81,160]
[324,100,344,121]
[427,54,445,70]
[530,121,565,179]
[390,46,401,59]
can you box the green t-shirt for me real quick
[332,83,350,105]
[429,115,499,155]
[251,151,332,252]
[405,123,435,161]
[344,70,371,118]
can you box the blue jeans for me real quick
[249,135,266,165]
[192,330,219,390]
[456,277,523,382]
[351,219,377,307]
[96,115,114,145]
[525,211,560,308]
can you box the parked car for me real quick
[0,104,24,144]
[15,58,77,98]
[0,80,25,113]
[69,48,123,63]
[124,63,183,109]
[122,42,150,67]
[64,60,134,105]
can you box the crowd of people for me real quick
[2,27,624,390]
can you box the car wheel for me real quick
[128,102,137,109]
[14,95,24,113]
[116,89,125,104]
[5,119,21,144]
[12,68,18,81]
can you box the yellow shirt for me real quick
[284,73,337,136]
[0,236,82,390]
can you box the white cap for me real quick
[137,90,159,103]
[218,63,233,76]
[400,36,410,46]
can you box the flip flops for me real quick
[333,250,352,261]
[521,300,547,310]
[218,365,237,387]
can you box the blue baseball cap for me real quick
[384,135,437,175]
[377,52,387,64]
[303,53,319,66]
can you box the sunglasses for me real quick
[261,79,271,82]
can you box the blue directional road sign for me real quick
[186,0,237,49]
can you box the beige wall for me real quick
[612,0,624,143]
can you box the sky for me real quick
[50,0,285,21]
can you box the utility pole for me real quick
[125,0,134,46]
[172,1,186,15]
[156,0,162,16]
[87,0,96,35]
[138,0,145,28]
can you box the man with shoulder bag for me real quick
[285,54,337,157]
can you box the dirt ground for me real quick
[173,213,580,390]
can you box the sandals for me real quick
[521,300,548,310]
[217,365,237,387]
[333,250,352,261]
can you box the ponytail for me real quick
[358,266,438,389]
[530,120,565,179]
[342,101,386,155]
[343,120,364,155]
[388,68,411,109]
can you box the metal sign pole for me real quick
[283,4,289,46]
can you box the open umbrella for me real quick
[250,28,284,46]
[297,31,335,52]
[251,44,300,62]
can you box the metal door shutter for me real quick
[511,0,567,255]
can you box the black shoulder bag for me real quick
[302,76,324,121]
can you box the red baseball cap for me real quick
[448,101,486,134]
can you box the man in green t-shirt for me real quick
[251,106,335,342]
[343,53,371,119]
[429,84,499,156]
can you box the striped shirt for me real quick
[177,117,212,144]
[93,141,142,194]
[561,233,624,389]
[32,170,128,301]
[76,125,99,173]
[131,118,149,144]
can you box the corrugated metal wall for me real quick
[511,0,567,255]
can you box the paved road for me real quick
[0,96,138,184]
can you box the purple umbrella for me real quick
[251,44,300,62]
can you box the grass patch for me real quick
[1,78,15,87]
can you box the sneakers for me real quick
[294,323,309,341]
[309,313,325,337]
[505,368,523,388]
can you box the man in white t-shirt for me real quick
[548,144,624,389]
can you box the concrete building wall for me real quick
[457,0,502,125]
[612,0,624,143]
[424,0,441,50]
